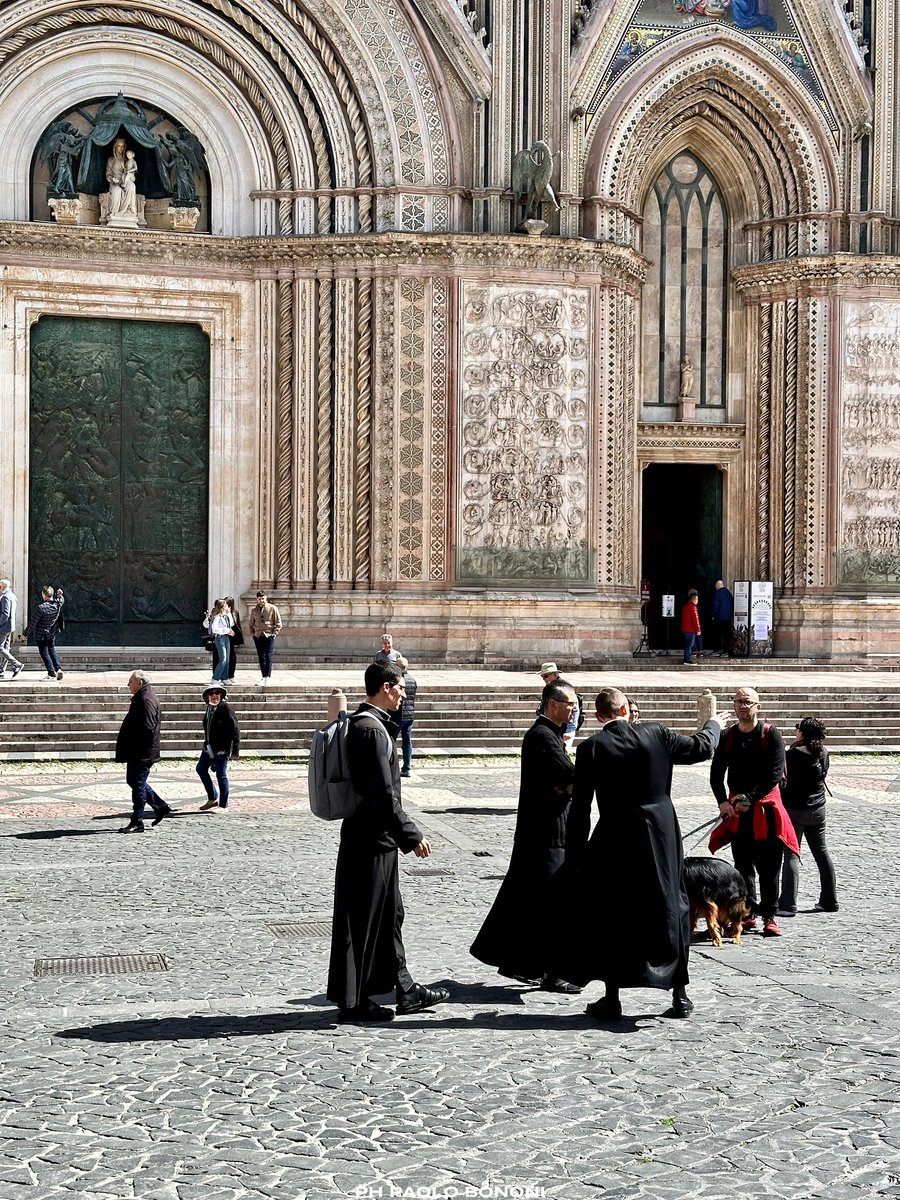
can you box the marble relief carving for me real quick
[839,302,900,586]
[457,283,591,585]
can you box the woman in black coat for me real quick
[197,684,240,810]
[225,596,243,682]
[778,717,838,915]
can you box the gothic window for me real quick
[641,153,728,411]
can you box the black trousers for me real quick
[731,807,783,921]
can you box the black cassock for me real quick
[561,718,720,991]
[327,704,423,1010]
[470,715,575,979]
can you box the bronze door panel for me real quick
[29,316,210,645]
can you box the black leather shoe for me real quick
[585,997,622,1021]
[337,1000,394,1023]
[119,821,144,834]
[664,994,695,1019]
[151,808,174,827]
[395,984,450,1015]
[540,976,582,994]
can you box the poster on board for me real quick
[749,581,774,656]
[733,581,750,657]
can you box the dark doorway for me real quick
[29,316,210,645]
[641,464,723,652]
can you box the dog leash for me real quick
[681,814,722,852]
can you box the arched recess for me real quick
[0,0,460,236]
[581,34,840,257]
[0,37,279,236]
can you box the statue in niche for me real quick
[38,121,85,198]
[679,356,694,399]
[75,93,170,198]
[511,141,560,229]
[104,141,138,219]
[161,128,207,207]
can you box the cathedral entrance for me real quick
[641,463,723,653]
[29,316,210,645]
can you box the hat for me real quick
[539,662,559,676]
[203,684,228,702]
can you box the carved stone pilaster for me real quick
[354,275,373,583]
[332,276,356,581]
[274,276,294,586]
[314,276,334,586]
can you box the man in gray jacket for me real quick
[0,580,24,679]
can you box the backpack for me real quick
[307,711,390,820]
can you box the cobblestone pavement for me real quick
[0,755,898,1200]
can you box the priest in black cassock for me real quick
[564,686,725,1020]
[470,681,581,993]
[327,661,449,1022]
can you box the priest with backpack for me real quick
[325,661,450,1023]
[709,686,799,937]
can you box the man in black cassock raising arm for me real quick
[327,661,450,1023]
[565,686,725,1020]
[470,680,581,993]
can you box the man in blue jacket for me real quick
[710,580,734,657]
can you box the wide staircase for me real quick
[0,676,898,758]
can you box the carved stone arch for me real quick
[0,34,280,235]
[632,112,780,233]
[314,0,458,229]
[582,35,839,254]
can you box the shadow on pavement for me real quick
[56,1006,651,1042]
[56,1011,338,1042]
[5,829,114,840]
[91,810,200,820]
[431,807,515,816]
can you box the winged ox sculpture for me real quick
[511,141,560,226]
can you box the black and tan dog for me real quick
[684,856,750,947]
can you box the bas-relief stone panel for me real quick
[839,300,900,587]
[456,282,592,586]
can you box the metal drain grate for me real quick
[403,868,456,878]
[34,953,169,978]
[268,921,332,939]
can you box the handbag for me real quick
[202,635,215,652]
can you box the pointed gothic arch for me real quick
[580,34,841,256]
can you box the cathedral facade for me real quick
[0,0,895,660]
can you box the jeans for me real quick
[779,810,837,911]
[0,633,21,673]
[213,635,231,681]
[682,632,696,663]
[731,807,784,921]
[400,720,414,772]
[37,638,61,676]
[254,634,275,677]
[125,762,167,823]
[196,750,230,807]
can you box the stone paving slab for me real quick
[0,757,898,1199]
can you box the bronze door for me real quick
[29,316,210,645]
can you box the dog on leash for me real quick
[684,856,750,947]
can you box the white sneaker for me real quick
[255,677,265,686]
[263,677,271,686]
